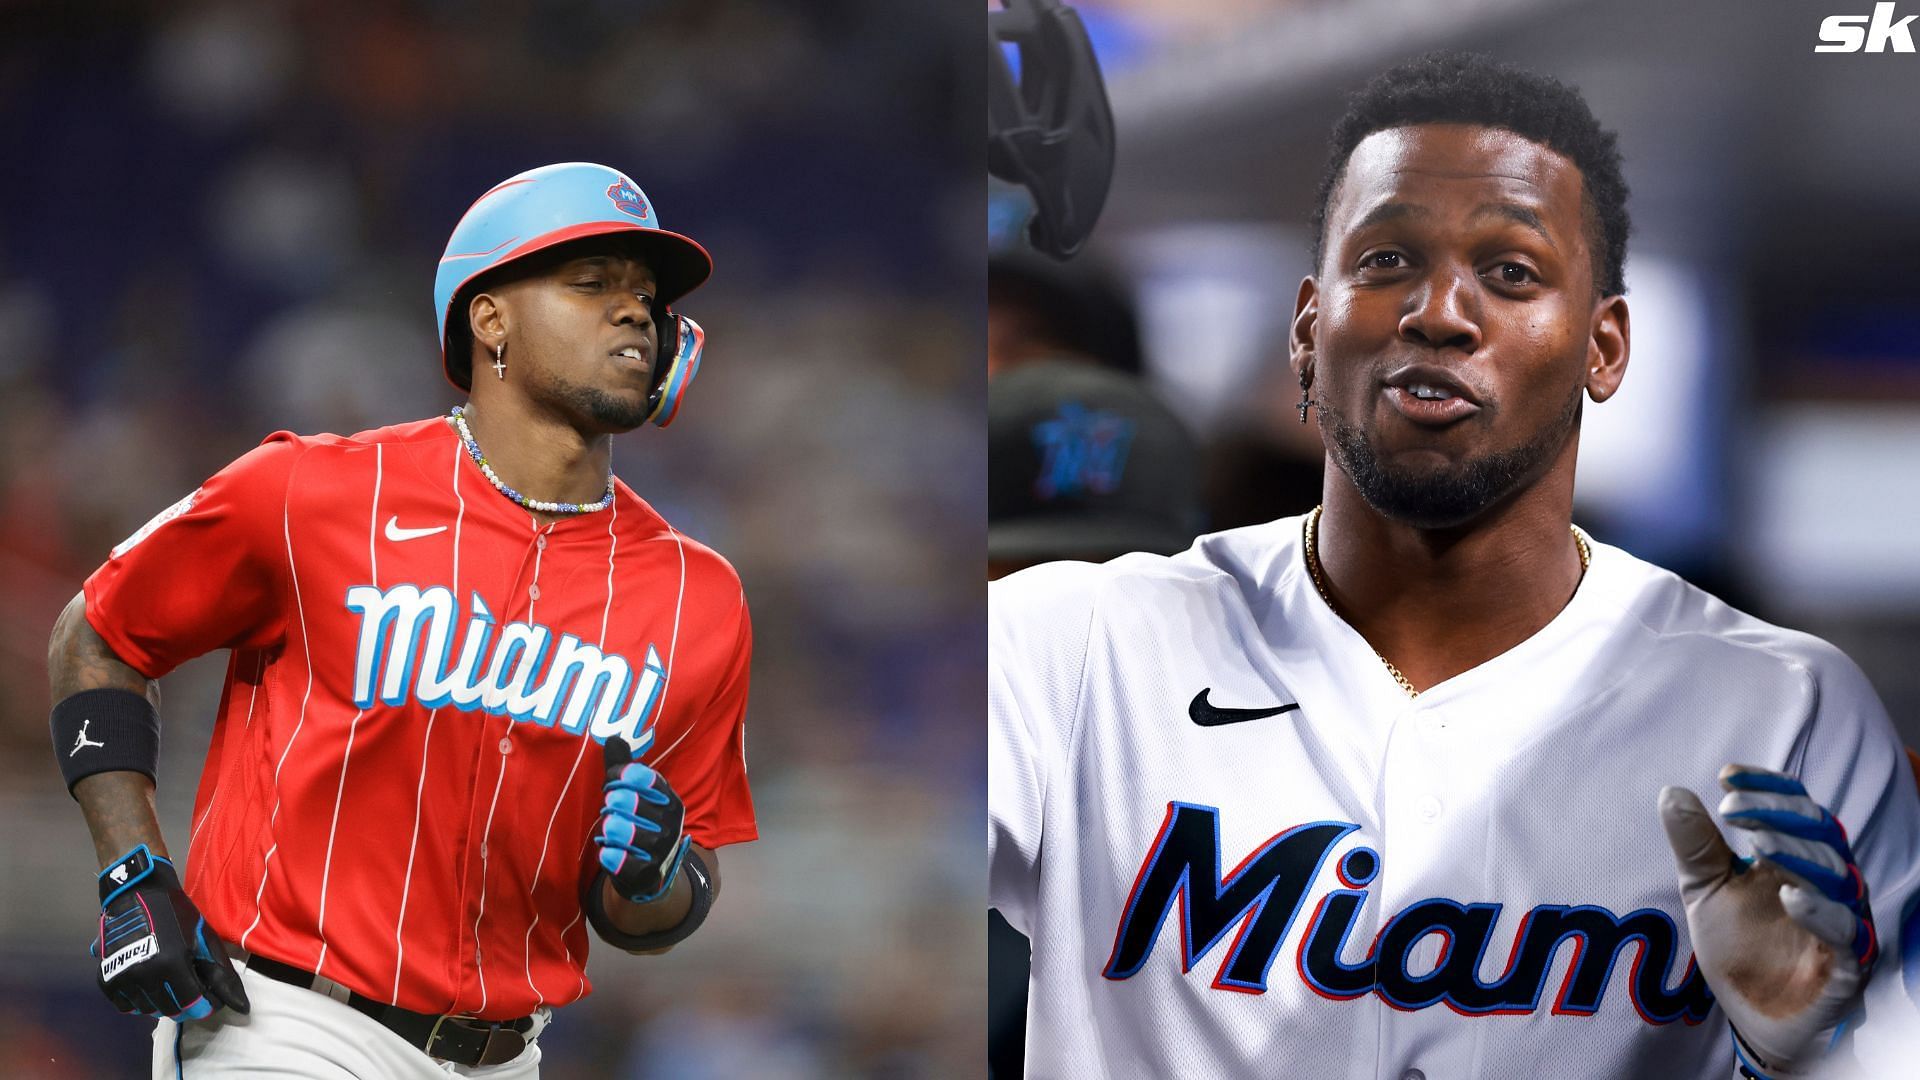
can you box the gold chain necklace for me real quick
[1302,504,1590,699]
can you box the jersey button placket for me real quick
[1411,703,1446,823]
[477,743,508,859]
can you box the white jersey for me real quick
[989,515,1920,1080]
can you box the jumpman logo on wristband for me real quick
[69,719,106,757]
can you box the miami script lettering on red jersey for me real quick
[343,584,665,744]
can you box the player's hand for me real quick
[89,844,250,1022]
[595,730,690,904]
[1658,765,1876,1079]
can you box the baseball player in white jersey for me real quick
[989,53,1920,1079]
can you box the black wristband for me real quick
[52,689,161,797]
[585,849,715,952]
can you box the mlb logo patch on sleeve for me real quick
[112,489,200,558]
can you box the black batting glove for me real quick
[90,845,250,1021]
[594,731,691,904]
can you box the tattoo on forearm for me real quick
[49,595,166,867]
[48,595,157,704]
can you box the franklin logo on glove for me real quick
[100,935,157,981]
[90,844,249,1022]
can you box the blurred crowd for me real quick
[0,2,979,1077]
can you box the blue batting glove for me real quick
[1660,764,1876,1080]
[594,730,689,905]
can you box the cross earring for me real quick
[493,342,506,379]
[1297,371,1316,424]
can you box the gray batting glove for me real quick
[1659,765,1878,1079]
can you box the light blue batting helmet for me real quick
[434,162,713,407]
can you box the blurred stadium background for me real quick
[992,0,1920,744]
[990,0,1920,1075]
[0,2,979,1077]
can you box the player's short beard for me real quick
[1320,383,1582,530]
[527,367,650,432]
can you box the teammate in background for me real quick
[989,54,1919,1079]
[48,162,755,1077]
[987,359,1201,1077]
[988,253,1144,379]
[988,361,1202,580]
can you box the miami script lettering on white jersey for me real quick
[1105,803,1715,1024]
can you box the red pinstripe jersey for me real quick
[83,417,755,1019]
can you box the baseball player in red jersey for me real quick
[46,161,754,1077]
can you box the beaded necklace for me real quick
[450,405,615,516]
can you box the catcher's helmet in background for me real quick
[989,0,1115,260]
[435,162,713,426]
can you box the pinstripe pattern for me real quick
[471,515,555,1011]
[522,724,595,1006]
[389,429,467,1001]
[523,497,619,1005]
[556,494,624,998]
[313,445,383,976]
[187,653,264,855]
[646,526,692,765]
[238,445,322,954]
[469,743,511,1012]
[88,418,754,1018]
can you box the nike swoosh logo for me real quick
[1188,688,1300,727]
[384,517,448,542]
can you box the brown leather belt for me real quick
[243,952,534,1067]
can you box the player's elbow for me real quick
[47,591,86,674]
[47,591,155,702]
